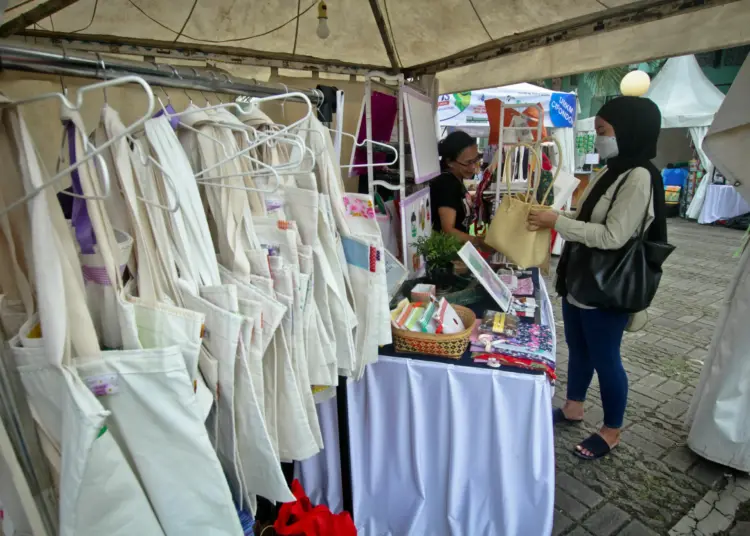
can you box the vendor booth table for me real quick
[698,183,750,224]
[299,275,556,536]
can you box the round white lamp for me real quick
[620,70,651,96]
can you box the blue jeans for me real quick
[562,300,630,428]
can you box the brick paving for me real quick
[549,219,747,536]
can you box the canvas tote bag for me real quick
[68,131,246,535]
[5,105,164,536]
[485,142,556,268]
[0,100,61,535]
[64,111,135,350]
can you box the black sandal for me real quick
[573,433,617,460]
[553,407,583,426]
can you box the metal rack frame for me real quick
[363,71,408,266]
[0,43,324,104]
[492,102,545,212]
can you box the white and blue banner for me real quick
[438,83,577,135]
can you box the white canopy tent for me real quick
[645,54,725,129]
[643,55,725,219]
[0,0,749,94]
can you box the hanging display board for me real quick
[348,90,398,176]
[401,187,432,276]
[403,87,441,184]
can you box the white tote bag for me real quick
[64,110,135,350]
[283,186,339,386]
[73,147,244,535]
[182,282,295,506]
[264,261,320,462]
[6,105,164,536]
[341,235,383,379]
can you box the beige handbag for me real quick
[485,141,559,268]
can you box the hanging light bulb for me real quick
[317,1,330,40]
[620,70,651,96]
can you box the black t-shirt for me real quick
[430,172,473,233]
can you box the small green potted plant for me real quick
[413,232,463,287]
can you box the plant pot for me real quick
[425,263,456,288]
[452,259,469,276]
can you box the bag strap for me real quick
[605,168,654,240]
[538,136,563,206]
[502,141,543,210]
[13,107,100,365]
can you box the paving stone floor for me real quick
[548,219,747,536]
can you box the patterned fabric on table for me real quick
[473,352,557,381]
[470,322,555,369]
[512,277,535,297]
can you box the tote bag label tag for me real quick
[84,374,119,396]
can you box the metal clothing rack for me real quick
[0,41,333,527]
[0,42,324,104]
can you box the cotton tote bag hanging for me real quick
[485,142,555,268]
[69,136,244,536]
[181,281,296,508]
[4,105,165,536]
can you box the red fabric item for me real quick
[542,153,552,172]
[550,229,557,252]
[274,480,357,536]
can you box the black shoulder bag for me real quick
[564,179,675,313]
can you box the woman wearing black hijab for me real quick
[528,97,667,460]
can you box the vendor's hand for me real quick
[471,235,494,253]
[527,209,558,230]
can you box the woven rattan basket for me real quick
[392,305,477,359]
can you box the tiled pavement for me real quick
[548,219,748,536]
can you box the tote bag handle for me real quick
[13,107,100,366]
[66,109,125,296]
[538,136,563,206]
[502,141,542,208]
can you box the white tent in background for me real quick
[645,54,725,129]
[644,55,725,220]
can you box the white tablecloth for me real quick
[299,274,556,535]
[699,184,750,224]
[298,360,555,536]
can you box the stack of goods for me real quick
[391,296,466,335]
[469,268,556,381]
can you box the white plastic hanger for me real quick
[169,99,309,178]
[335,129,399,168]
[195,92,314,177]
[127,135,181,213]
[0,75,156,218]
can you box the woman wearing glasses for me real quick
[430,130,484,246]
